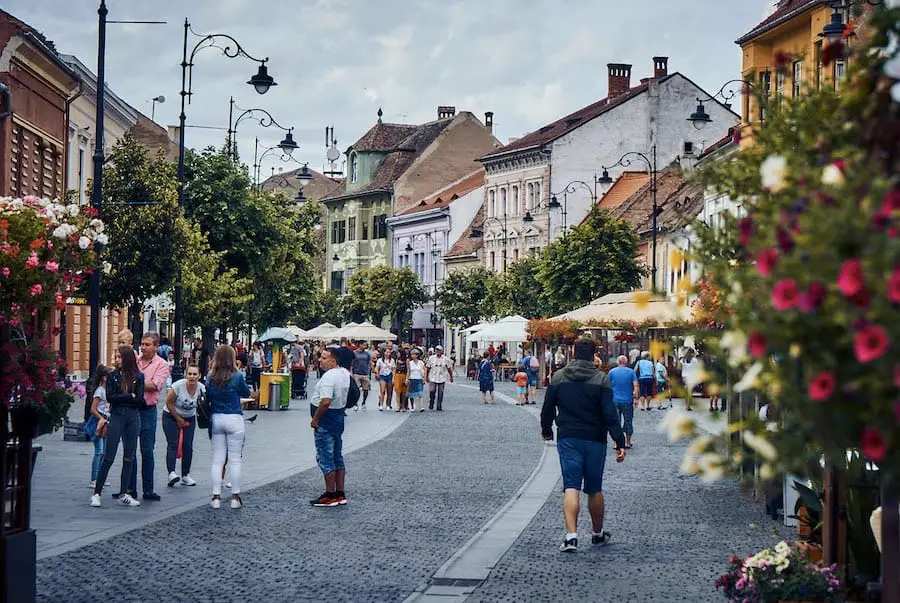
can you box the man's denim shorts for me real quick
[557,437,607,494]
[314,428,344,475]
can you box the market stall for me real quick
[256,327,297,410]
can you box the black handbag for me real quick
[196,391,212,429]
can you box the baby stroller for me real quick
[291,363,308,399]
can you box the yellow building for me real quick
[735,0,854,142]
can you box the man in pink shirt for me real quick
[127,331,170,501]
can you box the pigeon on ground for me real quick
[247,414,258,423]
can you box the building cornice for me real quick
[385,207,450,226]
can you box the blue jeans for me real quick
[557,437,608,494]
[94,407,140,495]
[128,404,158,494]
[162,411,195,476]
[91,436,106,482]
[314,428,344,474]
[616,403,634,436]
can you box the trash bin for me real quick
[268,381,281,411]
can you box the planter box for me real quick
[1,528,36,603]
[62,420,86,442]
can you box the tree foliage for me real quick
[537,207,645,315]
[343,266,428,333]
[487,256,545,319]
[436,267,494,327]
[100,133,184,319]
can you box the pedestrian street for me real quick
[33,379,785,603]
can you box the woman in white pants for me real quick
[205,345,250,509]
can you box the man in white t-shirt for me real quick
[425,345,454,411]
[309,347,351,507]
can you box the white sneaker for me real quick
[211,496,221,509]
[168,471,180,487]
[225,482,232,489]
[231,496,242,509]
[90,494,101,507]
[181,475,196,486]
[119,493,141,507]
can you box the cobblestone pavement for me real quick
[35,384,543,603]
[468,385,789,603]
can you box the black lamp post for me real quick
[686,79,753,130]
[174,19,275,377]
[598,145,659,291]
[470,213,510,271]
[226,97,295,160]
[523,195,562,246]
[253,137,307,191]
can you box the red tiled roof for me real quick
[479,77,674,160]
[400,170,484,216]
[697,127,739,160]
[610,168,704,237]
[736,0,825,44]
[596,171,651,214]
[353,121,418,152]
[444,200,485,260]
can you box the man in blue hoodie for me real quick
[541,337,627,553]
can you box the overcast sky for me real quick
[7,0,773,179]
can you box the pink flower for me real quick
[881,189,900,215]
[837,258,864,298]
[45,261,59,273]
[797,282,827,312]
[854,324,889,363]
[848,288,871,309]
[889,266,900,304]
[0,266,8,278]
[861,428,887,462]
[29,284,42,296]
[25,251,39,269]
[755,248,779,277]
[748,332,767,358]
[771,279,799,310]
[738,217,754,247]
[808,371,836,401]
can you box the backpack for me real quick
[345,375,360,410]
[528,355,539,370]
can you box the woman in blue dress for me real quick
[478,351,495,404]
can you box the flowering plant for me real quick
[0,196,105,426]
[676,6,900,484]
[715,542,843,603]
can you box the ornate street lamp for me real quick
[686,79,752,130]
[226,97,295,160]
[819,0,886,42]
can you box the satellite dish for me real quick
[326,146,340,162]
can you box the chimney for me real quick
[607,63,632,99]
[484,111,494,134]
[167,125,180,144]
[438,105,456,119]
[653,56,669,79]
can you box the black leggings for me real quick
[251,366,262,391]
[162,411,196,476]
[93,407,140,496]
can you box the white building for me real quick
[476,57,738,272]
[386,170,484,347]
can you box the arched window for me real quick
[527,183,534,211]
[512,185,519,215]
[534,182,542,209]
[488,189,496,217]
[500,188,508,217]
[349,152,358,183]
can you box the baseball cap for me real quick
[436,345,444,351]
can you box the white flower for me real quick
[78,236,91,250]
[742,430,778,461]
[759,463,776,480]
[660,411,696,442]
[760,155,788,192]
[679,454,700,475]
[67,204,80,217]
[697,453,726,482]
[719,330,749,368]
[733,361,763,393]
[822,163,845,186]
[90,218,104,232]
[774,541,790,556]
[102,261,112,275]
[886,52,900,79]
[52,224,73,239]
[94,233,108,245]
[687,435,714,455]
[682,359,708,391]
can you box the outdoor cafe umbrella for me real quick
[305,322,339,339]
[256,327,298,373]
[330,321,398,341]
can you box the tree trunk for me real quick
[219,321,227,345]
[200,326,216,377]
[129,302,143,343]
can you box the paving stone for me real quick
[35,385,543,603]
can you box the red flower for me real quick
[776,227,795,253]
[29,238,44,250]
[854,324,889,364]
[756,248,779,277]
[748,332,767,358]
[882,189,900,215]
[797,282,827,312]
[808,371,836,401]
[889,266,900,304]
[814,191,835,205]
[823,41,844,66]
[772,279,799,310]
[738,217,754,247]
[861,428,887,462]
[0,219,8,230]
[837,258,865,298]
[848,288,871,309]
[774,51,793,72]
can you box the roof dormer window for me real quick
[349,151,358,183]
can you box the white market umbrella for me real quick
[331,321,397,341]
[305,322,339,339]
[287,326,308,340]
[256,327,299,344]
[552,292,689,325]
[470,315,529,343]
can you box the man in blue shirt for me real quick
[634,351,655,412]
[608,355,638,449]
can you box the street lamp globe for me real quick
[332,253,339,262]
[294,189,306,203]
[819,9,846,43]
[296,163,313,188]
[248,64,276,94]
[597,169,613,187]
[278,130,298,155]
[548,195,561,210]
[688,100,712,130]
[405,242,414,252]
[522,211,534,223]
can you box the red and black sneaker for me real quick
[310,492,340,507]
[334,491,348,505]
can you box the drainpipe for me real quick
[63,79,84,198]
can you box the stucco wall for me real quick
[326,193,392,291]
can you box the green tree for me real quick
[537,207,645,315]
[100,133,184,332]
[342,266,428,334]
[487,256,546,318]
[307,288,344,328]
[436,267,496,327]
